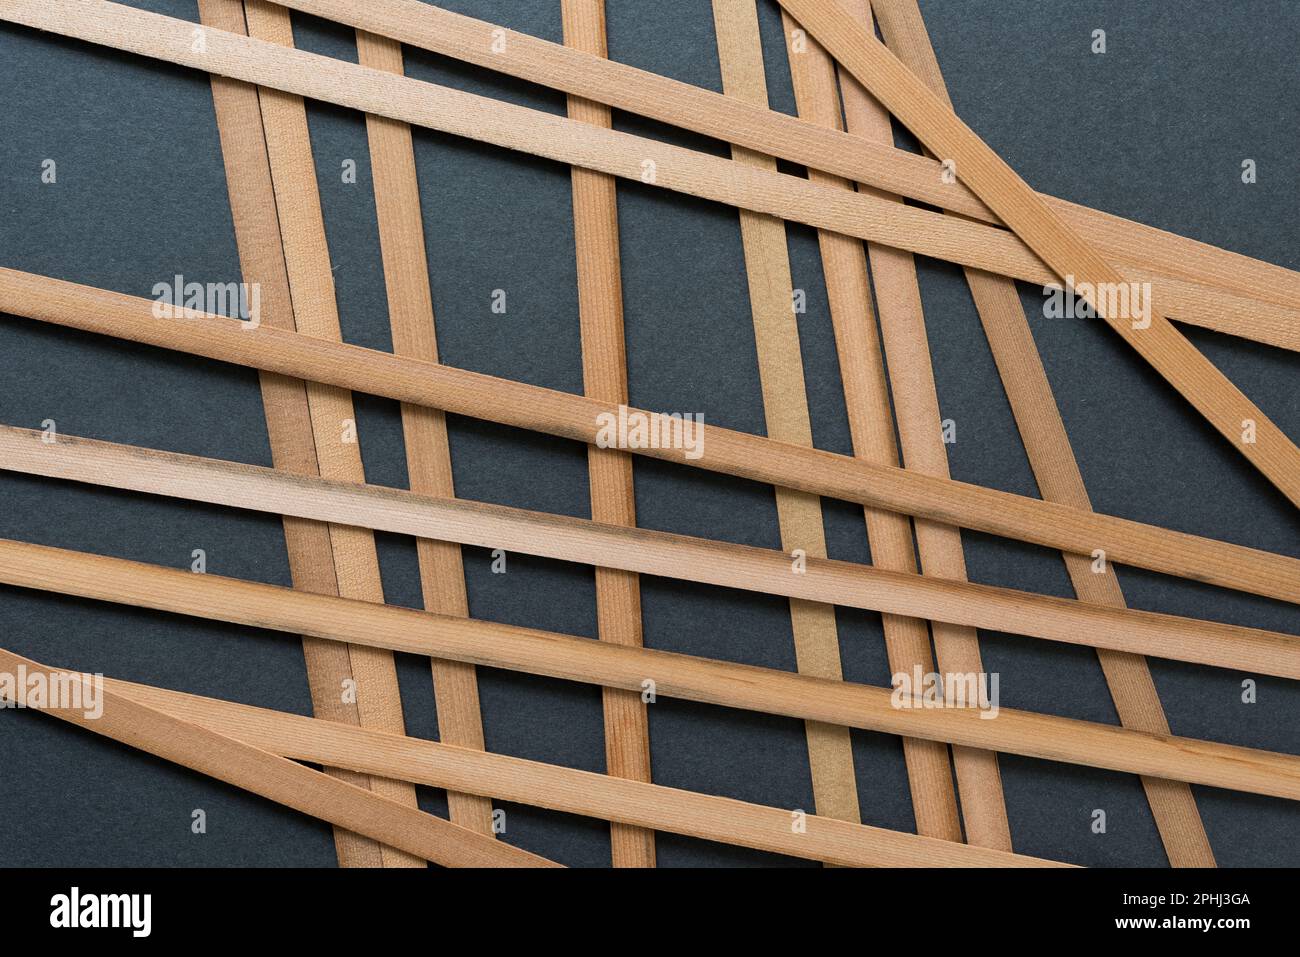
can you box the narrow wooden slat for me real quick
[1,427,1297,679]
[562,0,655,868]
[274,0,1300,338]
[197,0,379,868]
[0,649,556,867]
[775,0,1300,508]
[354,24,495,839]
[768,14,964,841]
[3,269,1297,605]
[5,0,1293,353]
[782,14,1010,850]
[241,0,421,867]
[109,678,1069,868]
[712,0,860,831]
[866,0,1215,869]
[3,539,1300,800]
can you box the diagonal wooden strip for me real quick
[108,677,1070,867]
[775,0,1300,508]
[3,539,1300,800]
[0,648,557,867]
[2,270,1297,605]
[354,24,494,839]
[1,426,1297,679]
[866,0,1214,869]
[711,0,860,832]
[5,0,1293,354]
[766,13,964,841]
[274,0,1300,334]
[562,0,655,868]
[197,0,379,867]
[241,0,421,867]
[782,13,1009,850]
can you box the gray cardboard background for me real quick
[0,0,1296,867]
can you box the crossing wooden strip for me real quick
[2,268,1296,606]
[868,0,1215,870]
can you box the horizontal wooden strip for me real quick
[107,677,1062,867]
[3,0,1294,351]
[4,539,1299,800]
[777,0,1300,507]
[278,0,1300,326]
[0,647,556,867]
[0,430,1296,678]
[2,269,1295,605]
[2,269,1295,604]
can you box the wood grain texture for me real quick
[4,539,1300,801]
[5,0,1293,352]
[0,649,556,867]
[197,0,377,867]
[562,0,655,868]
[782,12,1009,850]
[775,0,1300,508]
[3,269,1297,605]
[712,0,860,831]
[867,0,1214,870]
[242,0,421,867]
[1,428,1297,680]
[773,17,962,842]
[109,678,1070,868]
[271,0,1300,351]
[354,24,494,839]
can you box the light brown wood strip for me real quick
[2,269,1297,605]
[353,26,495,839]
[4,539,1300,801]
[561,0,656,868]
[110,678,1070,867]
[197,0,381,867]
[867,0,1215,870]
[711,0,860,830]
[775,0,1300,507]
[1,428,1297,680]
[0,649,557,867]
[6,0,1292,353]
[274,0,1300,333]
[782,11,1009,850]
[242,0,421,867]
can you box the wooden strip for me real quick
[354,24,494,839]
[775,0,1300,508]
[0,648,556,867]
[866,0,1215,869]
[4,539,1300,800]
[275,0,1300,333]
[241,0,421,867]
[562,0,655,868]
[782,14,1010,850]
[3,269,1297,605]
[712,0,860,831]
[5,0,1293,353]
[109,678,1069,867]
[2,428,1297,679]
[770,19,963,840]
[196,0,380,868]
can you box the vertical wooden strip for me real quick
[711,0,861,829]
[867,0,1215,867]
[197,0,383,868]
[779,22,964,843]
[353,29,496,838]
[781,7,1013,849]
[242,0,422,867]
[561,0,656,868]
